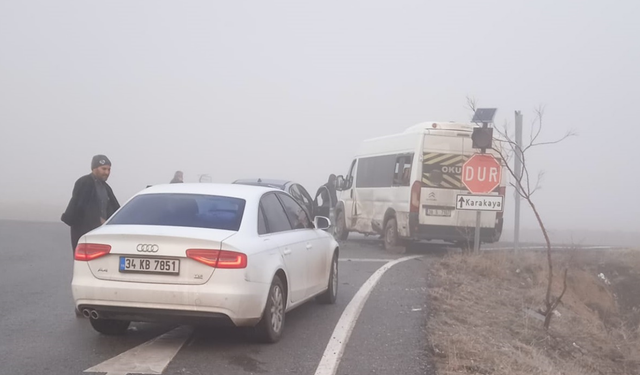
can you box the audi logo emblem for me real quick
[136,244,159,253]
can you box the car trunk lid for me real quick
[80,225,236,285]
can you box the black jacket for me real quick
[315,183,338,208]
[61,174,120,234]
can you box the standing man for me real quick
[61,155,120,253]
[170,171,184,183]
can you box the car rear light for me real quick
[186,249,219,267]
[410,180,421,213]
[186,249,247,269]
[75,243,111,261]
[216,251,248,268]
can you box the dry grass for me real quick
[426,249,640,375]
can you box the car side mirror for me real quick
[336,175,345,191]
[314,216,331,231]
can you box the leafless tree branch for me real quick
[530,170,545,196]
[485,100,576,330]
[544,268,569,329]
[466,96,478,115]
[525,131,577,151]
[530,105,545,145]
[492,146,529,200]
[522,107,577,153]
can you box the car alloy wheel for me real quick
[270,284,284,334]
[331,258,338,296]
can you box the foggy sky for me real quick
[1,1,638,233]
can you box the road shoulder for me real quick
[337,257,435,375]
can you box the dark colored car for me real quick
[232,178,317,218]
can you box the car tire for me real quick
[89,318,130,336]
[316,253,338,304]
[254,275,286,343]
[335,210,349,241]
[384,218,406,254]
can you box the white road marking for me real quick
[339,258,393,262]
[482,245,615,251]
[314,255,422,375]
[84,325,192,375]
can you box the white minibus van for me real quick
[334,121,506,252]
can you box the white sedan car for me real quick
[72,183,339,343]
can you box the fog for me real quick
[1,1,638,236]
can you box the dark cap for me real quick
[91,155,111,170]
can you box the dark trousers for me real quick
[71,221,102,254]
[70,226,89,255]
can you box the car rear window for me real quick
[108,193,245,231]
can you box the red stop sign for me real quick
[462,154,502,194]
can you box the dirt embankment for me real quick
[425,249,640,375]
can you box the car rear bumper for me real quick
[72,271,270,327]
[409,213,499,243]
[76,304,238,326]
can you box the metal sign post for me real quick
[473,136,486,253]
[468,108,498,253]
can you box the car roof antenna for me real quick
[258,178,262,183]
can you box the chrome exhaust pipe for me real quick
[90,310,99,320]
[82,309,91,318]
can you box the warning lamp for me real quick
[470,107,497,150]
[472,127,494,149]
[432,123,437,128]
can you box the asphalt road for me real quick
[0,221,444,375]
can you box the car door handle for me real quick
[306,244,312,250]
[283,248,292,255]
